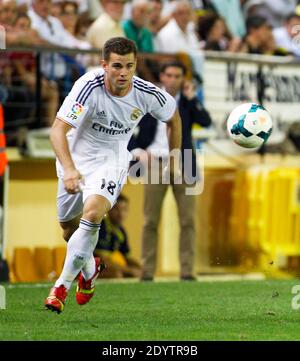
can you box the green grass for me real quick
[1,280,300,340]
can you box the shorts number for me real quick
[100,179,116,196]
[107,181,116,195]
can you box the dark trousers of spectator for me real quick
[141,159,196,279]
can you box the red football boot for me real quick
[76,257,106,305]
[44,285,68,314]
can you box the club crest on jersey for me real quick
[130,108,142,121]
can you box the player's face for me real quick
[102,52,137,95]
[160,66,184,95]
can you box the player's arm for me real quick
[166,108,182,152]
[166,109,182,178]
[50,118,83,194]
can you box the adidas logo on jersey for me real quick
[96,110,106,119]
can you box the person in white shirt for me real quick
[155,0,204,86]
[243,0,298,29]
[155,0,200,53]
[28,0,90,79]
[86,0,126,49]
[44,37,182,314]
[273,13,300,58]
[28,0,88,49]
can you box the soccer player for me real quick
[44,37,182,313]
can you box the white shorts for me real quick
[57,165,128,223]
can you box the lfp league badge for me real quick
[71,102,84,115]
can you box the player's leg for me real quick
[45,179,84,313]
[58,179,102,282]
[55,194,110,288]
[45,166,127,312]
[172,183,196,280]
[60,215,82,242]
[59,215,104,295]
[45,194,109,313]
[75,166,128,303]
[74,166,128,304]
[57,177,83,241]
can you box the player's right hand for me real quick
[63,168,84,194]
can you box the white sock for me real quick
[81,256,96,281]
[81,220,101,280]
[55,218,101,290]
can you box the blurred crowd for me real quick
[1,0,299,55]
[0,0,300,144]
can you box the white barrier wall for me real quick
[203,55,300,130]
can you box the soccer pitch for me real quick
[1,280,300,341]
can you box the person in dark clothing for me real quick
[128,61,212,281]
[94,194,141,278]
[240,16,289,55]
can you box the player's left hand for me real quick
[63,168,84,194]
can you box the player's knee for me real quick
[82,209,103,224]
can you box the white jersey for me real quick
[56,68,176,177]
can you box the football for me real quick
[227,103,273,148]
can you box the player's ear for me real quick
[101,59,108,72]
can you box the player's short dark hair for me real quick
[160,61,187,76]
[117,194,129,203]
[103,37,137,61]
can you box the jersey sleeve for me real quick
[148,87,177,123]
[56,77,93,128]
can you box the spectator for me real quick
[60,1,78,34]
[128,61,212,281]
[122,0,154,52]
[51,0,61,17]
[75,13,93,41]
[244,0,298,29]
[28,0,89,49]
[155,0,204,100]
[155,0,200,53]
[28,0,89,98]
[2,0,44,46]
[0,0,17,27]
[197,12,240,51]
[94,195,141,279]
[148,0,171,35]
[86,0,126,49]
[59,1,91,47]
[10,13,59,127]
[273,13,300,57]
[240,15,288,55]
[86,0,104,21]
